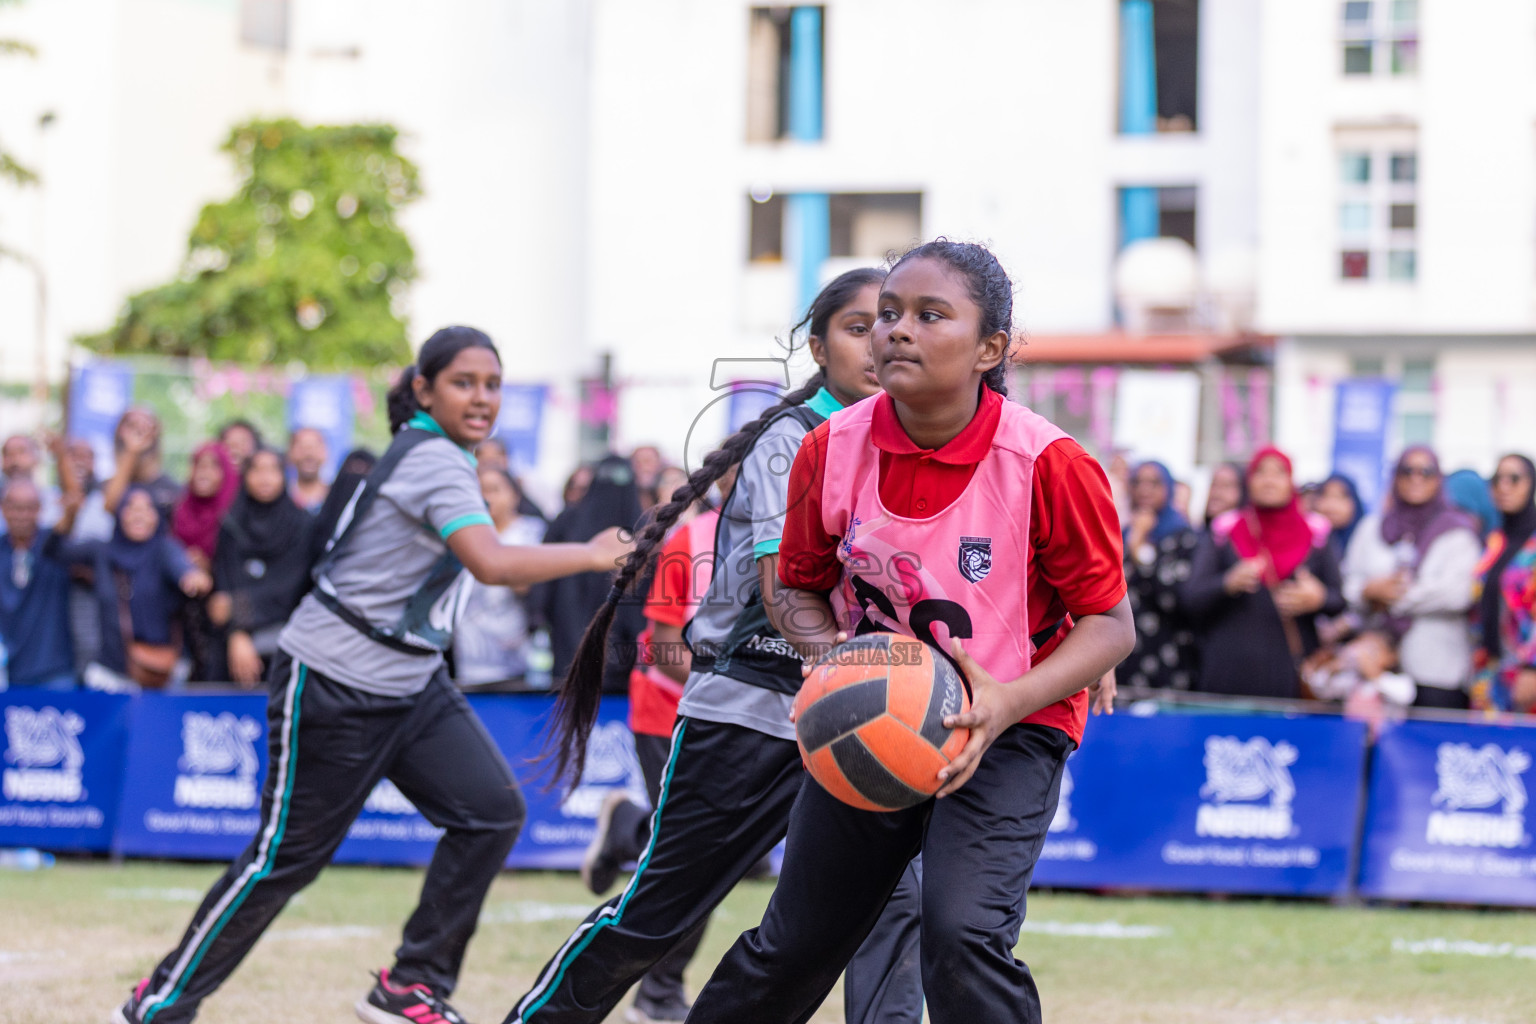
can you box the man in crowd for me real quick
[287,427,330,511]
[218,420,262,469]
[0,477,75,689]
[2,434,61,526]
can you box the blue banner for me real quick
[0,690,130,851]
[114,693,269,860]
[68,363,135,482]
[288,375,355,481]
[109,692,645,869]
[1332,377,1397,513]
[495,384,548,475]
[334,696,645,868]
[726,383,785,434]
[1034,714,1368,896]
[1359,720,1536,906]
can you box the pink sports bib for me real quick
[819,397,1067,684]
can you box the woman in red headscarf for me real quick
[1179,446,1345,698]
[172,441,238,681]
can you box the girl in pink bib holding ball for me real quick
[686,241,1136,1024]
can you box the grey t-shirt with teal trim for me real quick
[677,387,843,741]
[279,434,492,696]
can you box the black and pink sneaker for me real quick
[110,978,150,1024]
[355,968,470,1024]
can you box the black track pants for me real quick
[843,857,924,1024]
[506,717,799,1024]
[133,653,525,1023]
[684,723,1072,1024]
[506,716,924,1024]
[629,731,708,1008]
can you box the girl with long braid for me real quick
[505,268,924,1024]
[685,241,1135,1024]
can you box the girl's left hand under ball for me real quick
[936,637,1011,798]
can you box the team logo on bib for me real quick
[958,536,992,583]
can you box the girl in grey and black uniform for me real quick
[113,328,632,1024]
[504,269,924,1024]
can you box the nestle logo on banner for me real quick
[561,722,646,819]
[1196,736,1298,840]
[174,712,262,810]
[1426,743,1530,849]
[2,706,87,803]
[1048,766,1075,834]
[363,779,419,816]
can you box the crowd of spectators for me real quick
[0,408,690,695]
[2,406,1534,718]
[1111,445,1536,717]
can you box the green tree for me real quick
[0,0,39,259]
[83,119,420,368]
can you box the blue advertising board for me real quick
[333,696,645,868]
[0,690,131,851]
[114,693,270,860]
[1331,377,1396,513]
[68,362,134,483]
[1358,720,1536,906]
[288,375,355,482]
[109,692,644,869]
[1034,714,1368,896]
[495,384,548,475]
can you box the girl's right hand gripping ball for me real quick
[793,631,971,811]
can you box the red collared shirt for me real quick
[778,388,1126,740]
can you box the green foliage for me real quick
[81,119,421,369]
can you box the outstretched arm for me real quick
[448,523,634,589]
[102,417,156,514]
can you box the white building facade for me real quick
[1259,0,1536,482]
[38,1,1528,498]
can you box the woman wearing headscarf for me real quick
[1341,446,1480,708]
[530,453,644,690]
[172,442,238,680]
[48,485,211,688]
[1470,454,1536,713]
[1180,447,1345,699]
[212,447,315,687]
[1444,468,1498,543]
[1315,473,1365,557]
[1117,460,1200,690]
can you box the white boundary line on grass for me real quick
[1392,936,1536,961]
[1020,920,1168,939]
[264,925,381,943]
[479,902,595,925]
[105,888,209,903]
[1246,1018,1500,1024]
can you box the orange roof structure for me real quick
[1013,331,1273,364]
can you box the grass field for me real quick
[2,860,1533,1024]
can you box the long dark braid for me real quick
[544,267,883,787]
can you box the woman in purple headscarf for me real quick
[1117,460,1201,690]
[1340,445,1481,708]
